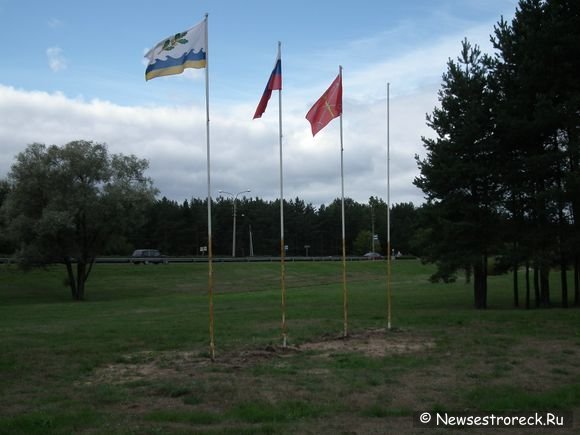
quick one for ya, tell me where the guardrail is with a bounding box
[0,256,415,264]
[106,256,386,263]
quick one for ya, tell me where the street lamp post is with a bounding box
[241,214,254,257]
[249,223,254,257]
[219,189,250,257]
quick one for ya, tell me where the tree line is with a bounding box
[123,195,418,259]
[414,0,580,309]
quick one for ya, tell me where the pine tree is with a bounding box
[415,40,501,309]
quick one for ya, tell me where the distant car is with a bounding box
[131,249,168,265]
[363,252,383,259]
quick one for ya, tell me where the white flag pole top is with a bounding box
[144,18,207,81]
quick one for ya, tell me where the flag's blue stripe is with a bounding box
[266,59,282,90]
[272,59,281,75]
[146,49,206,75]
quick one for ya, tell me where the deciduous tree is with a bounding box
[1,141,157,300]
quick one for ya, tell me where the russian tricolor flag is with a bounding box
[253,46,282,119]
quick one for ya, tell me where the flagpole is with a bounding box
[386,82,392,331]
[277,41,288,348]
[305,69,344,336]
[339,65,348,338]
[204,13,215,360]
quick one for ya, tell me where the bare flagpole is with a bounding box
[386,82,392,331]
[339,65,348,338]
[204,13,216,360]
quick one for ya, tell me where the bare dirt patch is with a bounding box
[86,328,434,386]
[299,328,435,358]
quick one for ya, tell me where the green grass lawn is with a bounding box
[1,260,579,434]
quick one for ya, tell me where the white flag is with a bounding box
[145,19,206,81]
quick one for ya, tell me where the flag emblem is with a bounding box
[160,32,189,52]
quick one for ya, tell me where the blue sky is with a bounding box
[0,0,517,206]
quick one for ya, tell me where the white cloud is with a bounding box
[46,47,67,72]
[48,17,63,28]
[0,84,428,207]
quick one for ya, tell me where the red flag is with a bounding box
[253,48,282,119]
[306,74,342,136]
